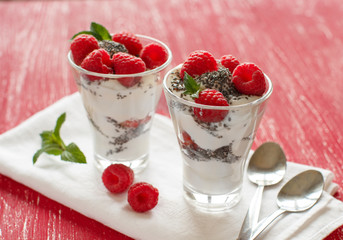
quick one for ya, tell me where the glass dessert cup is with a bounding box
[163,67,273,211]
[68,35,172,173]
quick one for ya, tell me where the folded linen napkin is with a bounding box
[0,93,343,240]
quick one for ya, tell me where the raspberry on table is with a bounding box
[220,55,240,73]
[112,52,146,87]
[194,89,229,122]
[112,31,143,56]
[180,50,218,80]
[70,34,99,65]
[127,182,159,212]
[140,43,168,69]
[232,63,266,96]
[102,164,134,193]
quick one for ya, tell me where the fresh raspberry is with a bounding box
[180,50,218,80]
[140,43,168,69]
[194,89,229,122]
[102,164,134,193]
[70,34,99,65]
[112,52,146,87]
[112,32,143,56]
[127,182,159,212]
[220,55,240,73]
[80,49,113,80]
[232,63,266,96]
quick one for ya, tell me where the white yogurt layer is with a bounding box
[78,73,162,161]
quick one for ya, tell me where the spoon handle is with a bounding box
[237,185,264,240]
[251,208,286,240]
[251,185,264,226]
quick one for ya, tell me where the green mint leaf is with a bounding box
[54,112,66,141]
[33,144,64,164]
[183,72,201,96]
[40,130,55,146]
[61,143,87,164]
[33,113,87,164]
[71,31,102,40]
[90,22,112,40]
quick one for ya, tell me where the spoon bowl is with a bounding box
[251,170,324,240]
[277,169,324,211]
[248,142,287,186]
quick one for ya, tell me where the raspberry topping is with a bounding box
[112,52,146,74]
[112,52,146,87]
[140,43,168,69]
[127,182,159,212]
[180,50,218,79]
[220,55,240,73]
[70,34,99,65]
[102,164,134,193]
[183,73,229,122]
[232,63,266,96]
[112,32,143,56]
[80,49,113,80]
[194,89,229,122]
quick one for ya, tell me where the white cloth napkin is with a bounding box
[1,93,343,240]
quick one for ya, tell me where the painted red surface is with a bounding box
[0,0,343,239]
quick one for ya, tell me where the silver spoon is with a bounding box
[250,169,324,240]
[237,142,287,240]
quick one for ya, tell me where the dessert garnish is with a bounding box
[70,34,99,65]
[170,50,267,117]
[112,52,146,87]
[81,48,113,78]
[33,113,86,164]
[112,31,143,56]
[220,54,240,73]
[183,72,229,122]
[180,50,218,80]
[140,43,168,69]
[232,63,266,96]
[70,22,168,87]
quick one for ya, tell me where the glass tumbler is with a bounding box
[68,35,172,173]
[163,66,272,211]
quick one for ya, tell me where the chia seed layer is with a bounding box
[183,142,241,164]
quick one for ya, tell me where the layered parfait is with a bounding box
[68,23,171,170]
[163,50,272,208]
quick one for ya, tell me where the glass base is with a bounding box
[183,185,241,212]
[94,153,149,174]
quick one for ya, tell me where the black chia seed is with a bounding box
[99,40,128,57]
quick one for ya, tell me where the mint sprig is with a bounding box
[183,72,204,99]
[33,113,87,164]
[71,22,112,41]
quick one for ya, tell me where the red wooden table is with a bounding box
[1,0,343,239]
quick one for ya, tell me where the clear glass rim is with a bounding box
[67,34,173,78]
[163,65,273,110]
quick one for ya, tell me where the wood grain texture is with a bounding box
[0,0,343,239]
